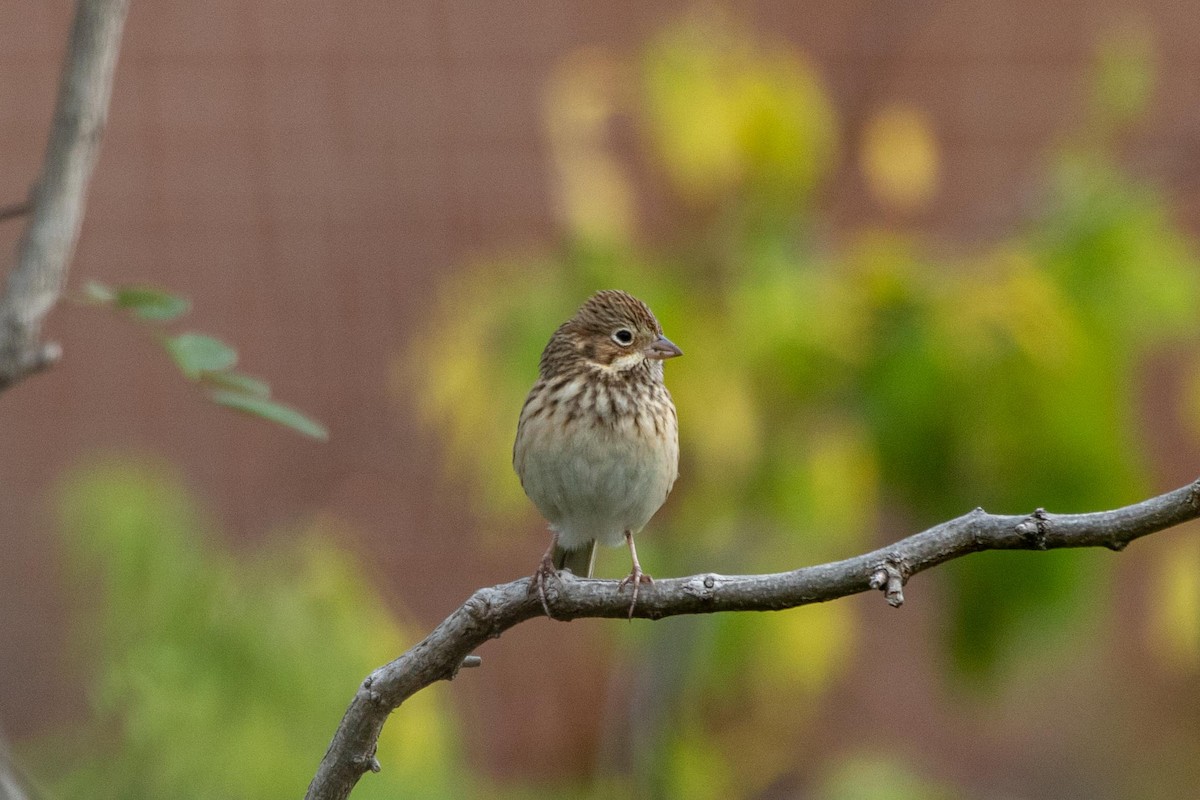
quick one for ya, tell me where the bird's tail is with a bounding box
[553,540,597,578]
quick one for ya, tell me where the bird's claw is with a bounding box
[531,554,559,618]
[617,568,653,619]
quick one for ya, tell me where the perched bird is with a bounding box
[513,290,682,617]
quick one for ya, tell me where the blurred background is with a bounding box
[3,1,1200,798]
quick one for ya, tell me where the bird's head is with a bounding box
[544,290,682,377]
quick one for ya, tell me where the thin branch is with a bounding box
[306,478,1200,800]
[0,0,130,391]
[0,200,32,226]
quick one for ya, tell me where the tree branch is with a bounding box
[0,0,130,391]
[0,725,30,800]
[306,478,1200,800]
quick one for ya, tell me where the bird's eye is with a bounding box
[612,328,634,346]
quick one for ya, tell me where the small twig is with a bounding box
[305,478,1200,800]
[869,560,906,607]
[0,201,32,225]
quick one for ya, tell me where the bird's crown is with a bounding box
[540,290,675,377]
[569,290,662,337]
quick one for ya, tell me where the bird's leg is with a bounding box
[617,530,653,619]
[531,532,560,618]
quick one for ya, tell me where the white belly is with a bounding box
[515,387,678,551]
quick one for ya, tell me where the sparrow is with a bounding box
[513,290,681,618]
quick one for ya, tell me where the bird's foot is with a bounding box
[531,552,559,618]
[617,567,653,619]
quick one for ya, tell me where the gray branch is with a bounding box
[0,725,29,800]
[305,478,1200,799]
[0,3,129,796]
[0,0,130,391]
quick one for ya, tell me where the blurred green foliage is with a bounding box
[816,754,958,800]
[38,460,462,799]
[406,9,1197,672]
[640,14,836,212]
[402,11,1200,795]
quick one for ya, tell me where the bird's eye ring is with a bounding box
[612,328,634,346]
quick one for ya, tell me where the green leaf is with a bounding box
[114,286,191,321]
[201,371,271,398]
[209,391,328,441]
[82,281,115,304]
[163,334,238,379]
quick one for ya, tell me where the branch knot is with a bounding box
[869,558,906,608]
[1016,508,1050,549]
[351,753,381,774]
[1187,479,1200,511]
[683,573,720,600]
[357,679,387,709]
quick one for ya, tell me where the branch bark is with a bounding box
[0,0,130,391]
[306,478,1200,800]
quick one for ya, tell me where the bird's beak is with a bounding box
[644,335,683,360]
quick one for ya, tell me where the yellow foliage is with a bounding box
[1090,17,1156,128]
[1181,358,1200,444]
[716,604,855,793]
[817,754,959,800]
[664,728,735,800]
[640,11,836,205]
[1147,534,1200,671]
[544,48,636,242]
[749,603,853,697]
[804,421,879,553]
[930,250,1083,371]
[376,683,459,790]
[395,270,533,517]
[671,331,762,483]
[860,104,939,212]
